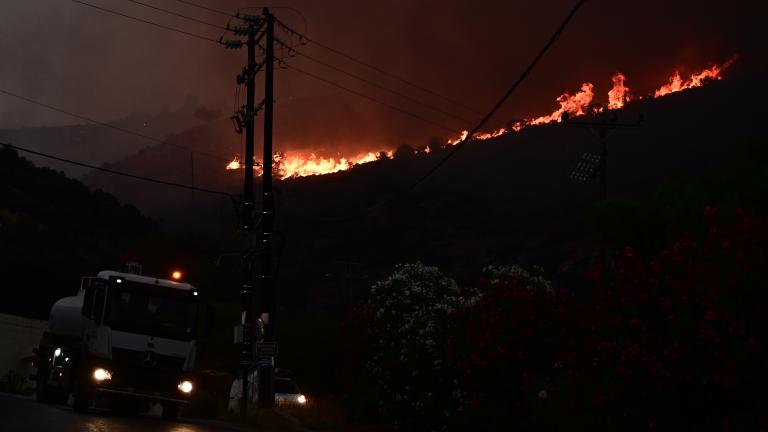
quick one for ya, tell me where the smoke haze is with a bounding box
[0,0,763,156]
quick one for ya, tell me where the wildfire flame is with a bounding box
[447,130,469,146]
[654,56,736,97]
[607,73,631,109]
[274,151,383,179]
[530,83,595,125]
[226,57,736,179]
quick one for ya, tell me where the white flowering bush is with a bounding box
[358,263,555,430]
[366,262,465,430]
[483,264,554,295]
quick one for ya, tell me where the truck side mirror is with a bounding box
[93,284,106,325]
[80,277,107,324]
[81,278,95,318]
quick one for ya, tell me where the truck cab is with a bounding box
[35,270,204,420]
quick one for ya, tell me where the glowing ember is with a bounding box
[607,73,631,109]
[226,157,241,170]
[225,57,736,179]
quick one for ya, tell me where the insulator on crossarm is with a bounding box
[222,40,244,49]
[240,14,262,25]
[232,26,255,36]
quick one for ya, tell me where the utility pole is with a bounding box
[565,111,641,285]
[224,8,275,414]
[257,7,276,409]
[567,118,641,191]
[189,151,195,204]
[598,127,607,202]
[335,260,360,319]
[222,12,266,416]
[239,16,258,417]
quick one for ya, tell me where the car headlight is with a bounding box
[178,380,193,393]
[297,394,307,404]
[93,368,112,381]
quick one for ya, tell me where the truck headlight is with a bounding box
[297,394,307,404]
[178,380,193,393]
[93,368,112,381]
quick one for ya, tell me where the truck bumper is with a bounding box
[94,387,191,404]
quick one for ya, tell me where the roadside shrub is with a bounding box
[0,370,33,396]
[365,263,466,430]
[567,206,768,430]
[353,207,768,431]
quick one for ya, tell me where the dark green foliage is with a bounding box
[0,147,193,319]
[595,140,768,257]
[0,370,33,396]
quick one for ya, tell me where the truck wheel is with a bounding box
[53,388,69,405]
[161,403,179,421]
[36,382,55,403]
[72,390,89,412]
[35,366,56,404]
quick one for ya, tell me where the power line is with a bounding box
[72,0,221,44]
[166,0,309,34]
[317,0,588,223]
[112,0,467,129]
[275,39,476,126]
[73,1,469,135]
[160,0,477,121]
[275,17,485,117]
[120,0,228,30]
[410,0,588,190]
[0,87,232,162]
[285,64,456,133]
[166,0,232,17]
[1,141,235,197]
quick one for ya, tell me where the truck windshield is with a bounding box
[105,282,197,341]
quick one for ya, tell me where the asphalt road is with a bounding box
[0,392,280,432]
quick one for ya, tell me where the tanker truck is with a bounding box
[33,270,204,420]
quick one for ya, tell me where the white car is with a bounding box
[229,373,306,411]
[274,377,307,406]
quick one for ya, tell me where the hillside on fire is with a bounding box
[3,0,768,430]
[4,84,768,429]
[79,67,768,290]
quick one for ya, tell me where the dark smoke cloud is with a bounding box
[0,0,763,155]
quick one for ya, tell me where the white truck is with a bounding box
[33,270,205,420]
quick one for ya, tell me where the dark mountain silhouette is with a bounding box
[0,147,216,319]
[0,99,216,179]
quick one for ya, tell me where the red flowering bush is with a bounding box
[344,207,768,431]
[573,206,768,429]
[442,265,593,430]
[449,208,768,430]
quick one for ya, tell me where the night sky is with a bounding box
[0,0,763,155]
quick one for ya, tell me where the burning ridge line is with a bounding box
[225,56,737,179]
